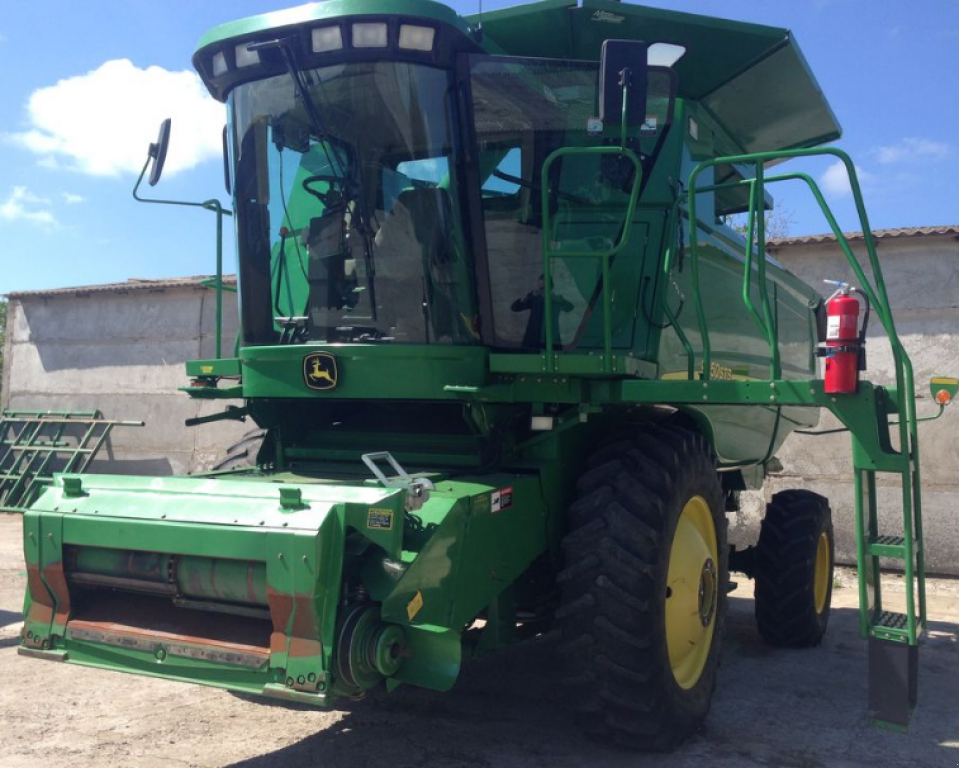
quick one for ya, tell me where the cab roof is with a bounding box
[194,0,841,154]
[472,0,841,153]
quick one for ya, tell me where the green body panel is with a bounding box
[471,0,840,154]
[241,344,489,400]
[22,470,549,700]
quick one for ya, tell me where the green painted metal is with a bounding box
[539,145,643,374]
[18,0,948,736]
[472,0,841,154]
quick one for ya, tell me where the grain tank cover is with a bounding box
[473,0,841,154]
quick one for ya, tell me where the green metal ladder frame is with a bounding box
[682,147,925,728]
[0,410,144,513]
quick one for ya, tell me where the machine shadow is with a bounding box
[222,599,959,768]
[0,609,23,630]
[224,631,600,768]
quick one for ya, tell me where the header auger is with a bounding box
[20,0,957,750]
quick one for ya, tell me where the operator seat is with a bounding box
[373,188,455,342]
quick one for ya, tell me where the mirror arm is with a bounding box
[131,159,233,359]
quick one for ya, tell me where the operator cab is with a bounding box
[229,54,475,346]
[195,4,678,353]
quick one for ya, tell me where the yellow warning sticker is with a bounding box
[406,590,424,621]
[367,507,394,530]
[200,365,214,374]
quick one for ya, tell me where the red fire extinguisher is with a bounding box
[821,280,869,394]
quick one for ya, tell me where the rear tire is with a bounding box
[754,490,834,647]
[212,428,267,471]
[557,427,727,751]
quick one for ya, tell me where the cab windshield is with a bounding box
[231,61,476,345]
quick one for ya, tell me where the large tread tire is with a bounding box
[211,428,267,472]
[754,490,834,648]
[557,426,727,752]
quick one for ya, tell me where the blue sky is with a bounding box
[1,0,956,295]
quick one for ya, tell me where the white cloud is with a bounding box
[819,160,873,199]
[7,59,223,178]
[0,187,58,228]
[876,137,953,165]
[62,192,86,204]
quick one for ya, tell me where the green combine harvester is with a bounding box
[19,0,957,749]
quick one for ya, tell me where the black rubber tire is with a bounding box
[212,428,267,471]
[557,426,727,752]
[754,490,834,648]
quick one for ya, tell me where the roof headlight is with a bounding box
[212,51,229,76]
[352,22,388,48]
[312,25,344,53]
[235,44,260,68]
[398,24,435,51]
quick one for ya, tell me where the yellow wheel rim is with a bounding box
[666,495,719,690]
[813,531,831,615]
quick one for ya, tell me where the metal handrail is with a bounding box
[686,146,923,638]
[539,146,643,373]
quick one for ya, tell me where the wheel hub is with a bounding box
[698,558,717,627]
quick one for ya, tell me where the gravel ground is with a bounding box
[0,514,956,768]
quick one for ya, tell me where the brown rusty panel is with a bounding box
[43,561,72,627]
[266,589,323,663]
[267,588,293,655]
[68,622,269,668]
[290,593,320,639]
[25,564,54,623]
[68,619,270,657]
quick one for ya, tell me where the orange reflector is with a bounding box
[935,388,953,405]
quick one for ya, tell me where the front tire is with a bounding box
[211,428,267,472]
[558,427,727,751]
[754,490,834,647]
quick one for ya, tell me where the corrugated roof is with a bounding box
[6,275,237,300]
[768,225,959,248]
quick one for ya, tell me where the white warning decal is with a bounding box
[491,486,514,514]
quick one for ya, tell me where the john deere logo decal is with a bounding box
[303,352,338,390]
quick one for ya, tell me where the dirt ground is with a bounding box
[0,514,957,768]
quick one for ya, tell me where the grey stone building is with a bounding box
[732,226,959,575]
[1,276,247,476]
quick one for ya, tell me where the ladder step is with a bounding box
[871,611,911,641]
[868,534,907,559]
[875,611,908,630]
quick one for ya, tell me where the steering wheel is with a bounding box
[302,174,348,206]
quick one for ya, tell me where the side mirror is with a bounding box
[599,39,648,126]
[148,118,172,187]
[930,376,959,405]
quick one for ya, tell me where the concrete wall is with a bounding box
[728,232,959,575]
[1,282,249,477]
